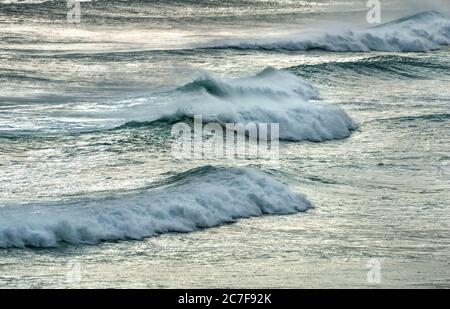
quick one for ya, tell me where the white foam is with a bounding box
[0,166,311,248]
[156,67,357,142]
[202,11,450,52]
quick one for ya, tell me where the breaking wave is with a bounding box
[126,67,357,142]
[0,166,311,248]
[202,11,450,52]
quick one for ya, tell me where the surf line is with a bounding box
[178,293,213,306]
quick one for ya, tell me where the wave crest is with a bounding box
[0,166,311,248]
[138,68,357,142]
[177,67,320,100]
[202,11,450,52]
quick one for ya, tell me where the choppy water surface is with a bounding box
[0,0,449,288]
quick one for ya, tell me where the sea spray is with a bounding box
[126,67,357,142]
[201,11,450,52]
[0,166,311,248]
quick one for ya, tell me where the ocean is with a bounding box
[0,0,449,288]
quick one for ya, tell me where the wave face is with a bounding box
[0,166,311,248]
[203,11,450,52]
[289,55,450,80]
[145,67,357,142]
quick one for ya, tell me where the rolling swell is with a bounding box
[0,166,311,248]
[377,113,450,123]
[289,55,450,80]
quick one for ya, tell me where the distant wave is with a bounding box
[0,166,311,248]
[376,113,450,123]
[123,67,357,142]
[202,11,450,52]
[289,55,450,79]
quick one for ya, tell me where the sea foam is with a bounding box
[0,166,311,248]
[144,67,357,142]
[202,11,450,52]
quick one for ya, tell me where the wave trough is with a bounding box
[289,54,450,80]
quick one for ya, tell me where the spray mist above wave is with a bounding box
[136,67,357,142]
[0,166,311,248]
[201,11,450,52]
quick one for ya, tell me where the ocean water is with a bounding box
[0,0,449,288]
